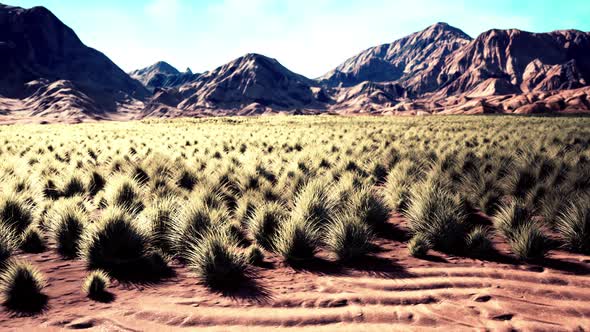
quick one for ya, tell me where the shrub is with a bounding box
[0,260,47,312]
[465,226,493,256]
[555,198,590,253]
[404,180,467,253]
[80,207,153,273]
[82,270,111,300]
[324,212,373,262]
[0,194,34,234]
[186,230,247,289]
[20,226,45,254]
[509,222,548,260]
[49,202,87,259]
[408,234,432,257]
[247,202,288,250]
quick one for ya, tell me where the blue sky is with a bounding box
[9,0,590,78]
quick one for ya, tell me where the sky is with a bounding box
[8,0,590,78]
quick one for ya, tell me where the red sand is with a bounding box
[1,216,589,331]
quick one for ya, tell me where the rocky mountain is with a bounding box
[318,23,473,92]
[130,61,199,91]
[0,3,589,123]
[0,4,148,122]
[175,53,329,112]
[432,29,590,97]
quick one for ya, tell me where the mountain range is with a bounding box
[0,4,589,123]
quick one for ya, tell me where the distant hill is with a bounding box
[129,61,200,92]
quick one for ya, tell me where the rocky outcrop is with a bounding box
[434,29,590,96]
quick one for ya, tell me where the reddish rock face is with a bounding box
[435,29,590,97]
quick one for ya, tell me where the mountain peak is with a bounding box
[130,61,199,91]
[420,22,472,40]
[318,22,472,87]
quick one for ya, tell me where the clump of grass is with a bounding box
[275,216,318,263]
[324,212,373,262]
[408,234,432,257]
[168,200,229,256]
[43,178,61,200]
[192,184,229,211]
[233,191,261,227]
[465,226,493,256]
[383,160,424,212]
[103,176,144,212]
[404,179,467,253]
[82,270,111,301]
[88,170,106,196]
[139,196,179,254]
[245,245,264,266]
[0,260,47,313]
[49,202,87,259]
[61,173,86,198]
[20,226,46,254]
[494,201,548,259]
[555,197,590,253]
[348,186,390,231]
[186,230,247,289]
[80,206,153,273]
[290,179,335,229]
[0,194,34,234]
[506,167,537,199]
[176,168,199,191]
[509,222,548,260]
[0,224,17,265]
[493,201,532,240]
[247,202,288,250]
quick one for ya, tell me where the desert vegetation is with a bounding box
[0,115,589,321]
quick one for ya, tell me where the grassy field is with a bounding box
[0,115,589,313]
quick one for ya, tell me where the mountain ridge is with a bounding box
[0,3,589,123]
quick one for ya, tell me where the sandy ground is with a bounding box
[1,216,589,331]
